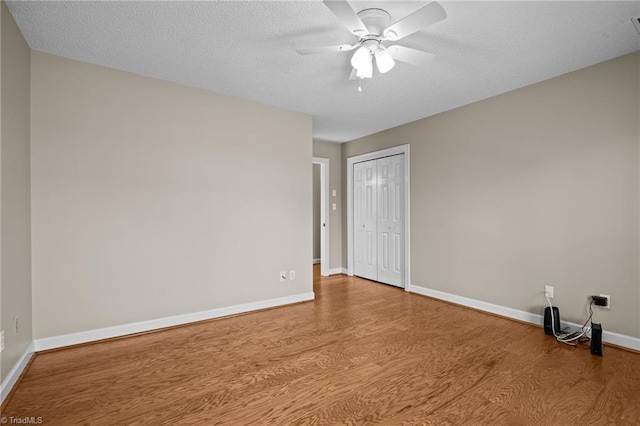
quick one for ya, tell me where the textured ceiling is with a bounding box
[7,1,640,142]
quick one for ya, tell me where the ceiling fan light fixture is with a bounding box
[356,55,373,79]
[350,46,371,71]
[375,49,395,74]
[299,1,448,82]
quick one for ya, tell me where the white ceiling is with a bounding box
[7,1,640,142]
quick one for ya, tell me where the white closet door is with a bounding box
[353,154,405,287]
[354,160,378,281]
[377,155,404,287]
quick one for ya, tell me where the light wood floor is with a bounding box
[4,266,640,425]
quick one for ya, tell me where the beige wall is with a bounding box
[31,52,312,339]
[313,140,342,271]
[343,53,640,338]
[1,1,32,382]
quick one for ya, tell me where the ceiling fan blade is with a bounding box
[383,2,446,41]
[387,45,435,68]
[295,44,356,55]
[322,0,369,37]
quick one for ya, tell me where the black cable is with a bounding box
[560,299,595,345]
[547,298,595,346]
[580,300,594,336]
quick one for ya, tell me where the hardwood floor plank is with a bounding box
[3,265,640,425]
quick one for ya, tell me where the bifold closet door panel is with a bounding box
[377,155,404,287]
[354,160,378,281]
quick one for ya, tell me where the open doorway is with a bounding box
[312,157,330,276]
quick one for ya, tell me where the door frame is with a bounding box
[313,157,330,277]
[347,145,410,290]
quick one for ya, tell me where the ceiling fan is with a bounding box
[296,0,447,82]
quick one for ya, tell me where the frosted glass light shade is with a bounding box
[375,49,396,74]
[356,56,373,79]
[351,46,371,71]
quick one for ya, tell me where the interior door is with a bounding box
[353,160,378,281]
[353,154,404,287]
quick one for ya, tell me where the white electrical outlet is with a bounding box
[544,285,554,299]
[1,330,4,353]
[14,316,19,334]
[280,271,287,282]
[289,270,296,280]
[599,294,611,309]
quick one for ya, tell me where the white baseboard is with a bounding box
[1,341,36,405]
[409,284,640,352]
[312,258,321,264]
[328,268,348,275]
[599,329,640,351]
[34,292,315,352]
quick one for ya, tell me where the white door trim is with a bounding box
[313,157,330,277]
[347,145,410,290]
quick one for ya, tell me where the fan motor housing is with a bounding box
[357,8,391,38]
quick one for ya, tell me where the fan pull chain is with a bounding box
[358,79,362,92]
